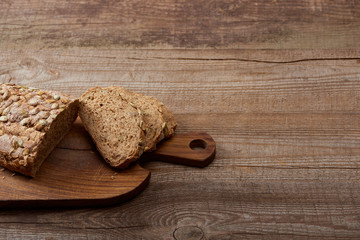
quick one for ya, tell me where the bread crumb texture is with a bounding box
[79,86,176,169]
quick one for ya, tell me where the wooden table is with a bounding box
[1,1,360,239]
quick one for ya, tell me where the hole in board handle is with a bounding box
[189,139,207,151]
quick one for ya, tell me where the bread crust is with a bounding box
[0,83,79,177]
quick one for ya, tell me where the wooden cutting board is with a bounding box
[0,119,215,208]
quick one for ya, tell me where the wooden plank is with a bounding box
[0,49,359,238]
[0,0,359,49]
[0,49,359,113]
[1,0,360,238]
[0,167,359,239]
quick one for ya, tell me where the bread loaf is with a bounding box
[79,87,145,169]
[0,83,79,177]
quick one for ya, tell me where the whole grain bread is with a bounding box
[79,87,146,169]
[113,87,177,151]
[0,83,79,177]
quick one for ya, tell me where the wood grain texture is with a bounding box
[0,0,359,49]
[1,0,360,239]
[0,48,359,239]
[144,132,216,167]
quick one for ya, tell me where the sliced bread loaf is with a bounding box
[79,87,145,169]
[0,83,79,177]
[114,87,177,152]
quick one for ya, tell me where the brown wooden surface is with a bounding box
[144,131,216,167]
[0,0,360,239]
[0,119,214,208]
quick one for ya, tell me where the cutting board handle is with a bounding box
[143,132,216,167]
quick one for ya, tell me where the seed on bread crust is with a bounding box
[22,148,30,155]
[46,99,56,103]
[18,139,23,148]
[13,102,21,107]
[2,91,10,100]
[20,118,30,126]
[11,139,19,149]
[35,119,48,131]
[3,107,10,115]
[38,111,50,119]
[29,98,38,106]
[162,122,169,136]
[0,116,8,122]
[39,119,48,126]
[29,108,39,115]
[11,96,20,102]
[4,99,13,107]
[20,109,28,117]
[51,103,59,109]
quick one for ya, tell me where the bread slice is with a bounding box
[156,100,177,138]
[79,87,145,169]
[114,87,177,151]
[0,83,79,177]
